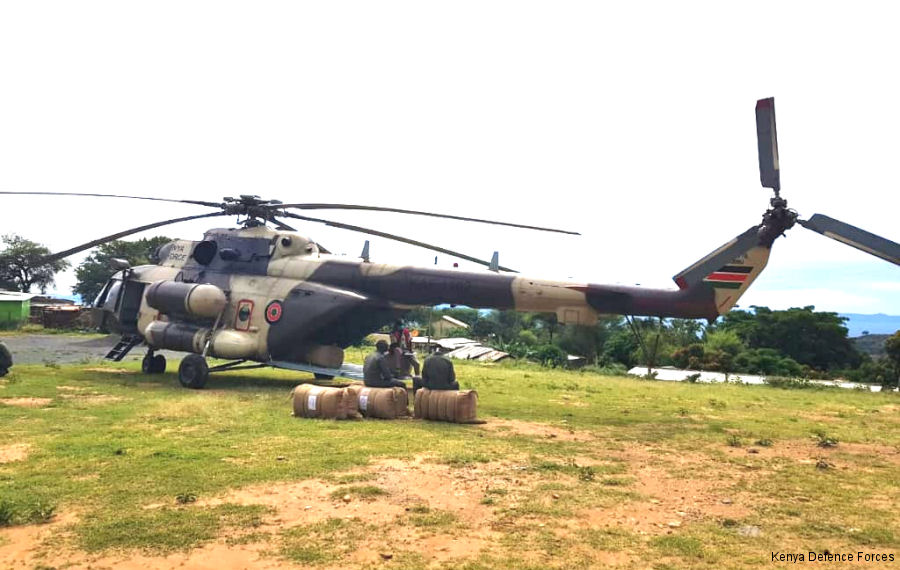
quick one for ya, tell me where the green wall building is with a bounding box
[0,291,34,327]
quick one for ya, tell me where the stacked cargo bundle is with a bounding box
[413,388,478,423]
[346,385,409,419]
[291,384,360,420]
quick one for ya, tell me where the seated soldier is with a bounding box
[364,340,406,389]
[0,341,11,377]
[414,351,460,392]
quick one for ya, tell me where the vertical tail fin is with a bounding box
[674,230,772,316]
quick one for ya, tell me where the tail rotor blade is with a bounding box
[756,97,781,193]
[800,214,900,266]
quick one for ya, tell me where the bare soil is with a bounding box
[0,398,52,408]
[479,417,594,442]
[0,444,30,464]
[0,424,771,569]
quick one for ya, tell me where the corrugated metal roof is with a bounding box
[0,291,37,301]
[446,344,510,362]
[440,315,469,328]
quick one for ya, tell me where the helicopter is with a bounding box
[2,98,897,388]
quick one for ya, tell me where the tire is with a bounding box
[178,354,209,389]
[141,355,154,374]
[151,354,167,374]
[313,373,334,380]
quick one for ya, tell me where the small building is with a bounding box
[29,295,83,328]
[428,315,470,339]
[0,291,36,328]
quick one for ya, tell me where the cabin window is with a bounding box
[235,300,253,331]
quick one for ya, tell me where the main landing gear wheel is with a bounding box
[178,354,209,389]
[142,354,167,374]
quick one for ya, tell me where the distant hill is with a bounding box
[852,334,890,360]
[840,313,900,338]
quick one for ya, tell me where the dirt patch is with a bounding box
[82,368,130,374]
[59,393,126,405]
[0,510,78,569]
[195,455,500,565]
[0,447,775,568]
[480,418,594,442]
[549,396,591,408]
[569,444,753,536]
[0,397,52,408]
[724,439,900,467]
[0,443,30,464]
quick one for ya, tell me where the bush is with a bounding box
[582,362,628,376]
[763,376,821,390]
[517,330,538,346]
[735,348,805,377]
[534,344,567,368]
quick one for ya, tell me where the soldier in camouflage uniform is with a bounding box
[414,351,459,392]
[0,341,12,377]
[363,340,406,388]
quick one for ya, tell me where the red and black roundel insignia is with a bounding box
[265,300,283,324]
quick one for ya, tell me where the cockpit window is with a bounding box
[101,279,122,311]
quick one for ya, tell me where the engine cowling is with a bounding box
[145,281,226,318]
[144,321,258,359]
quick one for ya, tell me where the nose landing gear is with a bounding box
[141,351,167,374]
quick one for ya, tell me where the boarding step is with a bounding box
[105,335,143,361]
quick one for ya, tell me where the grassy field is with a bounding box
[1,348,899,569]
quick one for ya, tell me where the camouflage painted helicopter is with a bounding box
[2,98,897,388]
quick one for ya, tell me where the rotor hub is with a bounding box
[757,196,797,246]
[221,195,286,226]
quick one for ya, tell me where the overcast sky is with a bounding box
[1,2,897,314]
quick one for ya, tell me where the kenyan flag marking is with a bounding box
[704,265,752,289]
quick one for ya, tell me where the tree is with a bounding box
[73,237,171,304]
[0,234,70,293]
[885,332,900,388]
[720,306,861,371]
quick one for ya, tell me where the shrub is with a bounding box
[763,376,820,390]
[534,345,567,368]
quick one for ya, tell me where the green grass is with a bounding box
[328,484,386,500]
[407,508,457,528]
[1,350,899,568]
[280,517,370,565]
[79,503,269,552]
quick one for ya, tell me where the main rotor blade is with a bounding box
[42,212,229,262]
[673,225,762,289]
[0,191,221,208]
[800,214,900,266]
[279,211,518,272]
[273,203,580,235]
[756,97,781,193]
